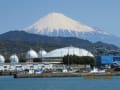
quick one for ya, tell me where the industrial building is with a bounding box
[96,55,120,66]
[43,46,94,58]
[41,46,94,63]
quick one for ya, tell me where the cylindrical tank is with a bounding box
[9,54,19,63]
[26,49,38,59]
[0,55,5,64]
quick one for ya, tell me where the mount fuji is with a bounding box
[24,12,120,47]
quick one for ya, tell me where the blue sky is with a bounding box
[0,0,120,36]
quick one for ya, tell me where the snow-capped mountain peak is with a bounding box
[23,12,120,47]
[25,12,94,33]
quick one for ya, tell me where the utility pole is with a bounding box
[40,47,43,62]
[68,47,70,71]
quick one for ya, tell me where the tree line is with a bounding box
[63,55,95,65]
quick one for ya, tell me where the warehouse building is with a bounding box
[96,55,120,66]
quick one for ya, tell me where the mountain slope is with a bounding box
[23,12,120,47]
[0,31,119,57]
[0,31,92,47]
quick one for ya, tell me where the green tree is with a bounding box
[63,55,95,65]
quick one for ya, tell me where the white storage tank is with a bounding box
[38,49,47,58]
[9,54,19,64]
[26,49,38,59]
[0,55,5,64]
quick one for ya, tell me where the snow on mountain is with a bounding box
[23,12,120,47]
[25,12,94,33]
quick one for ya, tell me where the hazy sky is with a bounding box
[0,0,120,36]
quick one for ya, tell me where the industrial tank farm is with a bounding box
[0,46,94,76]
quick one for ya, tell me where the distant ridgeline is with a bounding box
[0,31,119,60]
